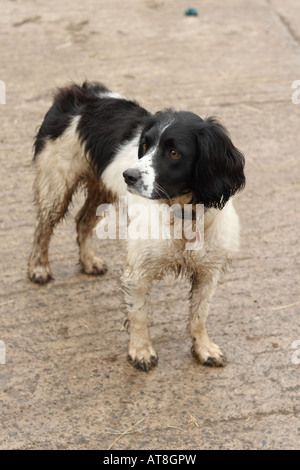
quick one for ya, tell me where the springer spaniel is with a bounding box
[28,81,245,370]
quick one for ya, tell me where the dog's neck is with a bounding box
[162,193,209,221]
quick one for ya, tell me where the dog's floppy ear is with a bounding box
[192,118,245,209]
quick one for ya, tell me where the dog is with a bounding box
[28,81,245,370]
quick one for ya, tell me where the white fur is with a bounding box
[129,147,156,198]
[101,131,141,196]
[126,121,174,199]
[122,198,240,369]
[98,91,125,100]
[34,115,86,208]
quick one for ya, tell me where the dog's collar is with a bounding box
[173,205,208,220]
[173,207,196,220]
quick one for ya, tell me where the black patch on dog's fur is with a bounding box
[34,81,150,177]
[34,82,109,157]
[77,95,150,177]
[192,118,245,209]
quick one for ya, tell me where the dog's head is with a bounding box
[123,110,245,209]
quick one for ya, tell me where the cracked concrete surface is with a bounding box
[0,0,300,450]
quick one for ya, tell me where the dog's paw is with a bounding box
[28,265,53,284]
[128,344,158,371]
[192,338,225,367]
[81,257,108,276]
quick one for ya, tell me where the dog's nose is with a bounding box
[123,169,141,186]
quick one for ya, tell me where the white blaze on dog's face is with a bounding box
[123,116,174,199]
[126,146,157,198]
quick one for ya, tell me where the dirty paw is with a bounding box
[81,258,108,275]
[128,345,158,371]
[28,265,53,285]
[192,341,225,367]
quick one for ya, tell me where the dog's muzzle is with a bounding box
[123,169,141,186]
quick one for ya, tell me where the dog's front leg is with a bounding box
[122,269,158,371]
[189,271,225,367]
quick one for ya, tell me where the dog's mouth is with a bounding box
[125,182,155,200]
[125,184,143,196]
[123,169,191,202]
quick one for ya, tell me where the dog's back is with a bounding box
[34,81,149,175]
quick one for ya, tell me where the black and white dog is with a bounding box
[28,81,245,370]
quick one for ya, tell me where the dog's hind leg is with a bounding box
[28,173,79,284]
[75,181,108,275]
[28,141,82,284]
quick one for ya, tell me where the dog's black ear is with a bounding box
[192,118,245,209]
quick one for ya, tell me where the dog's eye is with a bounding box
[170,149,180,158]
[142,143,147,152]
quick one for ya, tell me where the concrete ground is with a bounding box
[0,0,300,450]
